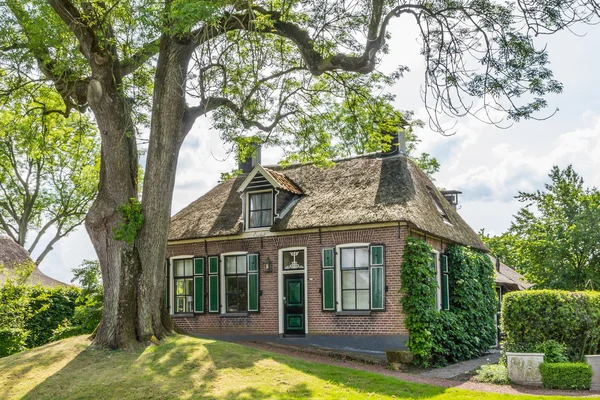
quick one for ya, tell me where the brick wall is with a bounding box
[167,225,446,336]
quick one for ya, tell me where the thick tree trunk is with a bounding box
[85,36,195,348]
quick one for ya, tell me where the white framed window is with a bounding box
[341,247,370,310]
[218,252,260,314]
[173,258,194,314]
[247,190,273,228]
[224,255,248,312]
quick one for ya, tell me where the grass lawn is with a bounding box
[0,334,591,399]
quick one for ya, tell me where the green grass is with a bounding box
[0,334,592,399]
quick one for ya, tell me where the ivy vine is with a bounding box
[112,198,144,245]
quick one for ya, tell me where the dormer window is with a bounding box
[249,191,273,228]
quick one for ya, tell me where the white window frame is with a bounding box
[431,249,442,311]
[169,255,194,316]
[245,189,276,231]
[335,243,371,312]
[220,251,249,314]
[278,247,308,334]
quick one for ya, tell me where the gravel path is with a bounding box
[242,341,600,398]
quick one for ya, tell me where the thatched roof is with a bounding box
[0,236,68,287]
[490,256,531,291]
[169,154,487,251]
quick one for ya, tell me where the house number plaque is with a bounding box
[283,250,305,271]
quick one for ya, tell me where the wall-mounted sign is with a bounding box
[283,250,305,271]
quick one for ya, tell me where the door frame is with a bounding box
[278,247,308,335]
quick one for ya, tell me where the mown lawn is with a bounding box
[0,334,590,399]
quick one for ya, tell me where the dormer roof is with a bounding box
[237,164,303,195]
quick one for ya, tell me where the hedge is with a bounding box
[400,238,497,367]
[539,362,592,390]
[501,290,600,360]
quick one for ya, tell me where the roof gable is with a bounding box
[237,164,303,195]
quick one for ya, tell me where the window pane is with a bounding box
[225,257,236,274]
[261,193,272,208]
[175,260,184,277]
[356,290,369,309]
[175,279,184,295]
[341,248,354,269]
[227,294,239,312]
[261,211,272,227]
[342,270,355,289]
[238,276,247,293]
[186,295,194,313]
[237,256,247,273]
[355,248,369,268]
[250,211,261,228]
[226,276,238,293]
[184,259,193,276]
[356,270,369,289]
[343,291,356,310]
[250,194,262,210]
[176,297,184,313]
[185,278,194,295]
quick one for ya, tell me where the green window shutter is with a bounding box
[371,245,384,265]
[208,256,219,274]
[322,248,335,311]
[194,276,205,313]
[371,267,384,310]
[441,254,448,273]
[248,254,259,272]
[369,245,385,310]
[322,269,335,311]
[248,273,259,312]
[208,256,219,313]
[194,258,205,275]
[164,259,169,309]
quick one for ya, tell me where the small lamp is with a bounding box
[263,257,273,273]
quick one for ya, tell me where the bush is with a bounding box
[400,238,497,367]
[539,362,592,390]
[475,364,509,384]
[535,340,568,363]
[0,328,28,357]
[502,290,600,360]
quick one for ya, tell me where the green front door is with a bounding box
[284,274,305,335]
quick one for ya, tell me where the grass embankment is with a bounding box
[0,334,587,399]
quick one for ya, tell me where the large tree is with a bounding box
[484,166,600,290]
[1,0,597,348]
[0,80,99,264]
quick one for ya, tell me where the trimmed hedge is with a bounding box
[539,362,592,390]
[501,290,600,360]
[400,238,497,367]
[0,328,28,357]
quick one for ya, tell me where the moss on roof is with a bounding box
[169,154,487,251]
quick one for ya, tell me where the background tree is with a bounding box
[482,166,600,290]
[1,0,598,348]
[0,81,99,264]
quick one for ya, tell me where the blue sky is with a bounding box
[36,24,600,284]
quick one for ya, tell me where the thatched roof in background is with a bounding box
[169,154,487,251]
[490,255,531,291]
[0,236,67,287]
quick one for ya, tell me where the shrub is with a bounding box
[475,364,509,384]
[539,362,592,390]
[0,328,28,357]
[535,340,568,363]
[502,290,600,360]
[400,238,497,367]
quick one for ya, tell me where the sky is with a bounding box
[35,20,600,284]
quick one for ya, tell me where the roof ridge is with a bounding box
[263,151,386,170]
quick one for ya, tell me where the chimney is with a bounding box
[496,257,501,272]
[239,145,261,173]
[381,131,406,157]
[440,190,462,210]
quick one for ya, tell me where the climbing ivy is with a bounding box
[401,237,497,367]
[112,198,144,245]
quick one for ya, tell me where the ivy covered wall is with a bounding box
[400,237,497,367]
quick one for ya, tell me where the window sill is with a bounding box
[335,311,372,316]
[220,312,249,318]
[171,313,194,318]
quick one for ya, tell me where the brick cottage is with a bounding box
[165,146,487,341]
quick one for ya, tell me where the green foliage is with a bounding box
[475,364,510,384]
[400,238,497,367]
[0,328,28,357]
[0,80,99,263]
[539,362,592,390]
[483,166,600,290]
[535,340,568,363]
[501,290,600,361]
[113,198,144,245]
[0,280,79,356]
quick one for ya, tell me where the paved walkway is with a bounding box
[419,352,502,379]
